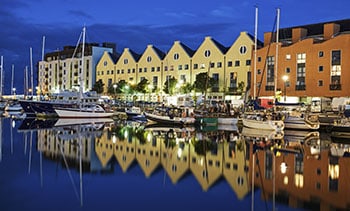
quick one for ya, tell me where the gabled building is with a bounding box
[192,36,228,100]
[137,44,166,91]
[115,48,141,86]
[163,41,195,86]
[96,51,118,94]
[225,31,257,96]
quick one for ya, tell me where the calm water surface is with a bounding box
[0,117,347,211]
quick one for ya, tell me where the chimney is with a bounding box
[292,28,307,43]
[324,23,340,40]
[264,32,274,46]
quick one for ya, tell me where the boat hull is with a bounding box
[55,108,114,118]
[144,112,195,125]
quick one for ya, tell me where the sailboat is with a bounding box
[53,27,113,118]
[241,8,284,132]
[4,64,23,115]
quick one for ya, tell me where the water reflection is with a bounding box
[8,118,350,210]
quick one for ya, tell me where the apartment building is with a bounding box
[251,19,350,102]
[38,42,115,95]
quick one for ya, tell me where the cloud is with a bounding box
[68,9,94,20]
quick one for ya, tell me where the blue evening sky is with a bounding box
[0,0,347,94]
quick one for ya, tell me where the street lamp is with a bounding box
[113,84,117,104]
[282,75,289,102]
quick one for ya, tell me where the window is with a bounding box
[144,67,147,72]
[318,80,323,86]
[147,56,152,62]
[319,51,324,57]
[123,59,128,64]
[164,66,168,71]
[235,60,240,67]
[180,75,186,83]
[173,53,179,60]
[246,60,251,66]
[286,67,290,73]
[151,67,155,72]
[184,64,189,70]
[318,66,323,72]
[204,50,211,57]
[257,69,261,74]
[297,53,306,63]
[239,45,247,54]
[103,61,108,66]
[217,62,222,68]
[193,64,198,69]
[332,50,341,65]
[286,54,291,60]
[210,62,214,68]
[258,57,262,62]
[228,61,232,67]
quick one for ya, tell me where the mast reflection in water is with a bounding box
[0,117,349,210]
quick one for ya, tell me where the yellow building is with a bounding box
[115,48,140,86]
[163,40,195,86]
[95,51,117,94]
[95,32,255,101]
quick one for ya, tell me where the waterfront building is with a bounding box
[163,40,195,89]
[38,42,115,95]
[95,51,118,92]
[251,19,350,103]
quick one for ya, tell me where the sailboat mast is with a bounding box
[274,8,280,100]
[0,56,3,99]
[11,65,14,96]
[40,36,46,96]
[30,47,34,98]
[253,6,258,100]
[80,26,86,99]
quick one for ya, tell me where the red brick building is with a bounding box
[251,19,350,102]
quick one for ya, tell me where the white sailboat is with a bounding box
[54,26,113,118]
[242,8,284,132]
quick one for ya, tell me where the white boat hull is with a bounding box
[55,107,114,118]
[242,118,284,131]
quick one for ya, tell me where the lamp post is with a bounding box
[113,84,117,104]
[282,75,288,102]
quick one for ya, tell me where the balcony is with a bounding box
[330,84,341,90]
[295,85,306,91]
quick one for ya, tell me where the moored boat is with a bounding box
[144,106,195,125]
[55,104,114,118]
[241,111,284,131]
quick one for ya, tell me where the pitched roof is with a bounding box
[179,42,195,57]
[211,38,229,54]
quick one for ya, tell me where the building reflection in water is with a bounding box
[20,119,350,210]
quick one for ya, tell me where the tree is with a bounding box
[193,72,215,94]
[163,76,177,95]
[92,79,104,94]
[135,78,149,94]
[180,82,193,94]
[237,81,245,94]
